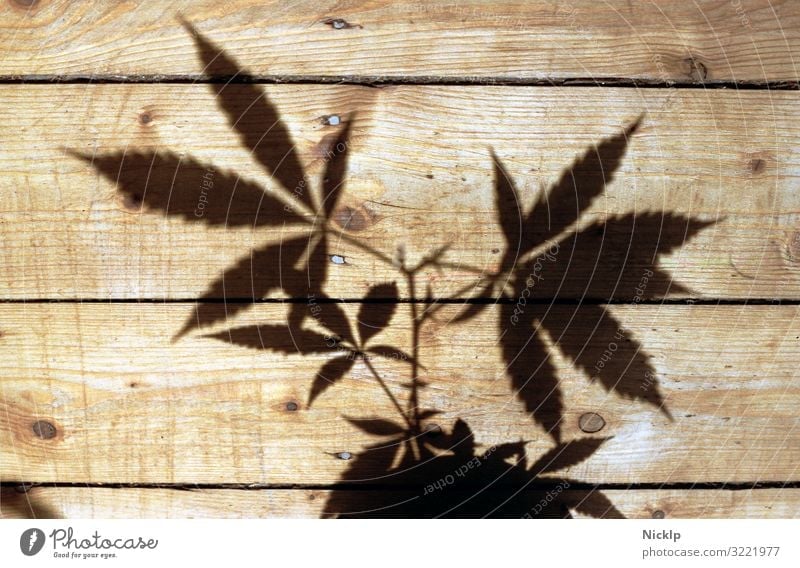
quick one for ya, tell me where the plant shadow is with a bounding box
[72,22,716,518]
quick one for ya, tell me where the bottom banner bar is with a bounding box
[1,520,798,567]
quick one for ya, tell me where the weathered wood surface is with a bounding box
[2,486,798,519]
[1,85,798,300]
[1,1,798,83]
[1,303,798,485]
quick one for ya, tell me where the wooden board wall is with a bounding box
[1,0,799,518]
[3,487,799,519]
[1,0,799,83]
[0,86,798,300]
[1,304,799,485]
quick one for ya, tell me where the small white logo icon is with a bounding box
[20,528,46,556]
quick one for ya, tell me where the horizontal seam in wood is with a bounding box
[0,76,797,90]
[5,481,800,491]
[0,298,794,305]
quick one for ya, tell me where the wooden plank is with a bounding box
[1,1,798,83]
[2,486,798,518]
[1,303,798,485]
[1,85,798,300]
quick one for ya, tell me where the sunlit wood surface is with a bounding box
[1,0,799,518]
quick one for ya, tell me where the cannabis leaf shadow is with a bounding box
[322,120,715,517]
[70,20,356,342]
[70,22,716,519]
[454,120,715,441]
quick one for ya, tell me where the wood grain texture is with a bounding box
[2,1,799,520]
[0,1,798,83]
[0,85,798,300]
[2,486,798,518]
[1,303,798,485]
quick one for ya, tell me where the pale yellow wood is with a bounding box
[0,1,797,82]
[598,489,800,519]
[0,85,798,299]
[2,486,798,518]
[1,303,798,484]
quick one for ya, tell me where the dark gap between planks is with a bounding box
[0,75,797,90]
[4,481,800,491]
[0,298,794,305]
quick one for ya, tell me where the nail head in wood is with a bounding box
[578,412,606,433]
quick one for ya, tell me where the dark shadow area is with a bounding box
[0,486,61,519]
[322,419,622,518]
[68,150,307,228]
[72,22,716,518]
